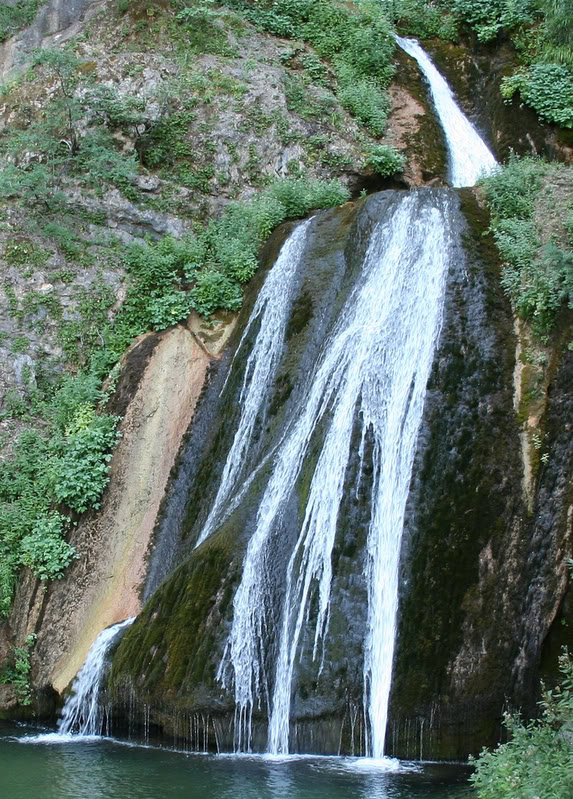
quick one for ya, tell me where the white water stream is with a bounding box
[57,618,135,736]
[195,221,311,548]
[395,36,498,187]
[194,39,498,758]
[215,192,452,755]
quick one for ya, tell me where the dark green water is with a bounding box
[0,725,474,799]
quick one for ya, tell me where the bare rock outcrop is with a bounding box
[0,0,104,81]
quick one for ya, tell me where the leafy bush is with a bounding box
[482,153,544,219]
[82,85,146,131]
[47,373,104,431]
[393,0,459,41]
[452,0,536,41]
[267,176,350,217]
[337,75,389,137]
[481,155,573,335]
[501,63,573,127]
[148,290,194,329]
[365,145,406,176]
[49,415,119,513]
[0,376,119,613]
[0,634,37,705]
[470,651,573,799]
[189,270,243,316]
[19,515,75,580]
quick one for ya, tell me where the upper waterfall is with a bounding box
[212,191,452,755]
[395,36,498,187]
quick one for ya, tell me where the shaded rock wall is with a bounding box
[388,191,573,759]
[102,188,570,759]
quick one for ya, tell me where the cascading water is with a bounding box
[157,40,501,759]
[211,192,452,755]
[58,618,134,736]
[395,36,498,187]
[195,221,311,548]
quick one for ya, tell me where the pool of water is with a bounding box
[0,725,475,798]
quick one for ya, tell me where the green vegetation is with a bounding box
[470,650,573,799]
[0,0,415,633]
[365,144,406,176]
[481,155,573,337]
[0,1,43,42]
[106,176,350,354]
[224,0,395,136]
[0,50,139,208]
[0,0,363,615]
[0,173,349,615]
[501,62,573,128]
[0,634,37,705]
[0,374,120,614]
[393,0,573,127]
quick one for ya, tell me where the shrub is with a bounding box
[481,153,544,219]
[393,0,459,41]
[470,651,573,799]
[452,0,536,41]
[19,515,75,580]
[0,374,120,612]
[0,634,37,705]
[49,416,119,513]
[267,176,350,217]
[501,63,573,128]
[189,270,243,316]
[337,76,389,137]
[148,290,194,329]
[365,144,406,176]
[481,155,573,336]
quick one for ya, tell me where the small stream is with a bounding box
[1,724,473,799]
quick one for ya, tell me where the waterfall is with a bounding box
[180,35,497,760]
[194,220,311,548]
[214,192,453,755]
[395,36,498,187]
[58,618,135,736]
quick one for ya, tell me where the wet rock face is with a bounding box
[105,189,572,759]
[387,47,448,187]
[388,188,524,758]
[389,190,573,760]
[107,199,376,754]
[105,189,526,758]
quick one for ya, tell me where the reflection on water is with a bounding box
[1,725,474,799]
